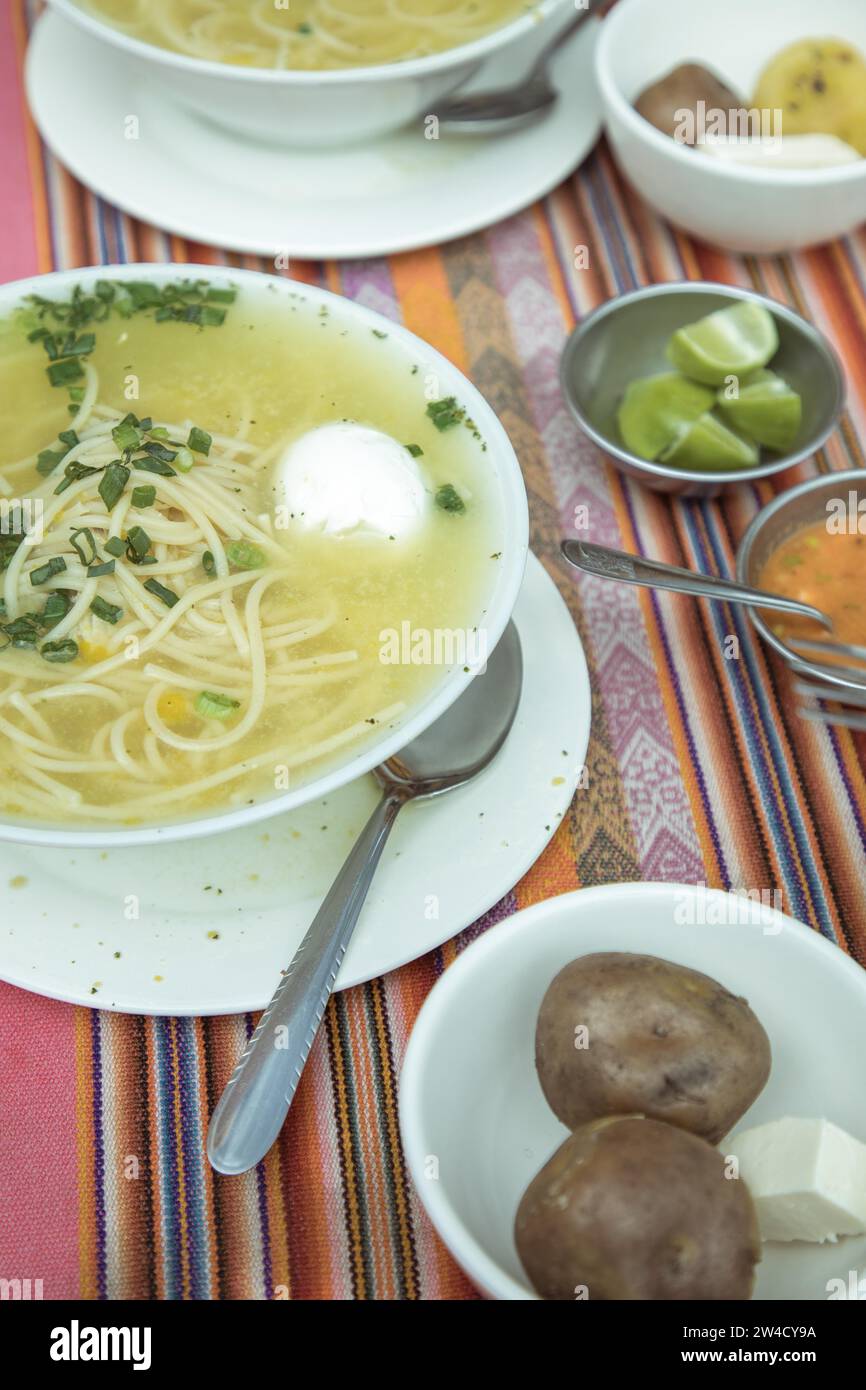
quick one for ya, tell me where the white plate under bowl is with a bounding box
[25,9,602,260]
[400,882,866,1301]
[0,553,590,1015]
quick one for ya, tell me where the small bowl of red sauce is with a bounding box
[737,469,866,679]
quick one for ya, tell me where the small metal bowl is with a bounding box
[737,469,866,681]
[560,281,845,497]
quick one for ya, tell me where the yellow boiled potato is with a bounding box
[752,37,866,156]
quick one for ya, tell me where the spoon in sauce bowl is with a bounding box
[561,539,835,630]
[207,623,523,1176]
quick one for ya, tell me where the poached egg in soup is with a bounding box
[0,277,505,828]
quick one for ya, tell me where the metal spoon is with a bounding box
[207,623,523,1176]
[561,539,834,629]
[436,2,601,134]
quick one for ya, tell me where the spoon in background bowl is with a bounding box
[436,1,602,134]
[208,623,523,1177]
[561,538,834,629]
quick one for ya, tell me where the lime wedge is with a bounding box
[666,301,779,386]
[617,372,715,460]
[716,369,802,452]
[660,412,760,471]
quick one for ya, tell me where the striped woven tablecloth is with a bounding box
[2,0,866,1301]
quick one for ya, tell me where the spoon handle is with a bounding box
[561,538,833,629]
[529,0,603,79]
[207,789,405,1176]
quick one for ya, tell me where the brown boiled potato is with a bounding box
[535,952,771,1143]
[515,1116,761,1300]
[635,63,742,142]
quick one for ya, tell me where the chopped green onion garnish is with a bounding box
[87,560,115,578]
[42,593,70,630]
[112,415,141,453]
[54,462,101,496]
[30,556,67,586]
[0,537,22,573]
[134,456,176,478]
[405,443,423,457]
[131,485,156,509]
[143,578,179,608]
[225,540,266,570]
[40,638,79,663]
[434,483,466,514]
[173,446,194,473]
[104,536,125,558]
[98,460,130,511]
[202,551,216,576]
[47,358,84,388]
[125,526,151,563]
[60,332,95,358]
[426,397,465,432]
[3,616,41,648]
[195,690,240,719]
[141,440,177,465]
[69,527,98,567]
[187,426,212,456]
[36,449,65,476]
[90,596,122,624]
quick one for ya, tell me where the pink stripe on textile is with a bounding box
[0,984,79,1298]
[0,2,43,282]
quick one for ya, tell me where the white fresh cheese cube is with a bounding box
[696,134,862,170]
[728,1118,866,1244]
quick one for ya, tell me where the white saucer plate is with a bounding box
[25,10,601,260]
[400,882,866,1302]
[0,554,590,1016]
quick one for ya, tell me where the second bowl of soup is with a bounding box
[49,0,568,146]
[0,264,527,846]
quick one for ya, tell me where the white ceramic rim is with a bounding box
[0,263,528,848]
[399,881,866,1300]
[47,0,567,84]
[596,0,866,188]
[560,280,846,488]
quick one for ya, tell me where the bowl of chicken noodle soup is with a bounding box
[48,0,568,146]
[0,264,527,846]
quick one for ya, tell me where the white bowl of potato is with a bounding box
[595,0,866,253]
[400,882,866,1300]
